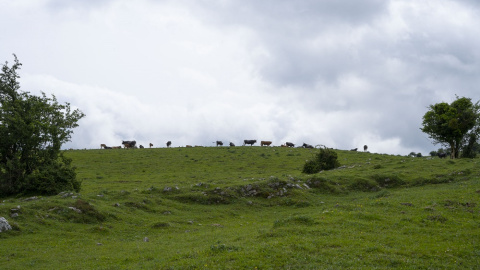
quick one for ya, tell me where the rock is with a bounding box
[114,203,120,207]
[144,237,149,242]
[10,213,19,218]
[60,192,74,198]
[23,196,38,201]
[68,207,82,213]
[0,217,12,232]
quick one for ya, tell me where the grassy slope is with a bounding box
[1,146,479,269]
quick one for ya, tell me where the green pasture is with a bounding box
[1,146,479,269]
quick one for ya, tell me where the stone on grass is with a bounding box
[0,217,12,232]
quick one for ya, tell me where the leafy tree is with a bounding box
[0,55,85,197]
[461,133,479,158]
[421,96,480,159]
[302,147,340,174]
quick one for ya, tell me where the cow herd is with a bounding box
[100,139,328,149]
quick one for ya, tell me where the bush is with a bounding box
[302,147,340,174]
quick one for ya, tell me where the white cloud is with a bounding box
[2,0,480,155]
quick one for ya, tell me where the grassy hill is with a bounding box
[1,146,479,269]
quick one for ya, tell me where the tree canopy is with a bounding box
[0,55,85,196]
[421,96,480,159]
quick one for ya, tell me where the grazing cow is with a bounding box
[100,144,107,149]
[216,141,223,146]
[281,144,287,147]
[139,145,144,149]
[104,146,112,149]
[229,142,235,147]
[286,142,295,147]
[261,141,272,146]
[437,152,447,159]
[112,146,122,149]
[166,141,172,148]
[243,139,257,146]
[351,148,358,151]
[122,140,136,148]
[302,143,314,149]
[186,145,192,148]
[149,143,153,148]
[364,145,368,152]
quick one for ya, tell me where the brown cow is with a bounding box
[149,143,153,148]
[261,141,272,146]
[100,144,107,149]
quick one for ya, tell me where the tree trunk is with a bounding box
[450,143,456,159]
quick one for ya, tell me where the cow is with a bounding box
[186,145,192,148]
[216,141,223,146]
[100,144,107,149]
[243,139,257,146]
[351,148,358,151]
[302,143,314,149]
[149,143,153,148]
[139,145,144,149]
[104,146,112,149]
[229,142,235,147]
[122,140,136,148]
[112,146,122,149]
[286,142,295,147]
[437,152,447,159]
[166,141,172,148]
[364,145,368,152]
[261,141,272,146]
[281,144,287,147]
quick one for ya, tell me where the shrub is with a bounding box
[302,147,340,174]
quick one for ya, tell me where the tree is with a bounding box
[421,96,480,159]
[0,55,85,196]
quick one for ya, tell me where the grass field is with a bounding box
[1,146,479,269]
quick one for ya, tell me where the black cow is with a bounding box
[364,145,368,151]
[139,145,144,149]
[350,148,358,151]
[166,141,172,148]
[302,143,314,149]
[216,141,223,146]
[229,142,235,147]
[437,152,447,159]
[122,140,136,148]
[286,142,295,147]
[243,139,257,146]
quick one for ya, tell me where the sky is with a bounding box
[1,0,480,155]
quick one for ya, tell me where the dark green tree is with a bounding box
[0,55,85,196]
[421,96,480,159]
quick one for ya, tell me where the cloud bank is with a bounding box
[2,0,480,154]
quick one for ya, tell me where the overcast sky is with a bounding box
[1,0,480,155]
